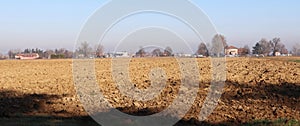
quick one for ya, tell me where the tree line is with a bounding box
[252,38,288,56]
[196,34,249,57]
[1,35,299,60]
[74,41,174,58]
[196,34,300,57]
[6,48,74,59]
[135,46,173,57]
[2,41,105,59]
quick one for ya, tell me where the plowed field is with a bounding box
[0,57,299,125]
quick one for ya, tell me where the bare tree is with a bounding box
[8,50,14,59]
[95,44,105,58]
[136,47,146,57]
[281,47,288,54]
[58,48,66,54]
[279,44,288,54]
[239,45,250,56]
[216,34,228,48]
[7,49,22,59]
[260,38,272,56]
[244,45,250,55]
[0,52,5,59]
[210,34,227,57]
[164,46,173,57]
[64,50,73,58]
[292,43,300,56]
[44,49,54,59]
[270,38,287,56]
[197,42,209,56]
[253,39,271,55]
[152,48,162,57]
[76,41,93,58]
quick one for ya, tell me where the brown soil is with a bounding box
[0,57,299,125]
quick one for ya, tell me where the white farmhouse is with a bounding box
[225,46,239,56]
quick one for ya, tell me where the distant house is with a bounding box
[225,46,239,56]
[275,52,281,56]
[175,53,192,58]
[15,53,39,60]
[0,55,6,60]
[114,51,130,58]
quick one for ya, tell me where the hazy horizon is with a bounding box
[1,0,300,54]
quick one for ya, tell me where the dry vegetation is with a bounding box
[0,57,299,125]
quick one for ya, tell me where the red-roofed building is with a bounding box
[225,46,239,56]
[15,53,39,60]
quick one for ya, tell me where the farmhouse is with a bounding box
[225,46,239,56]
[15,53,39,60]
[114,51,130,58]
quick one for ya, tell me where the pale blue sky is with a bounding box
[0,0,299,53]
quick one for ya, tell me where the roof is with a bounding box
[226,46,238,49]
[16,53,39,57]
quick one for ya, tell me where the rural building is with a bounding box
[175,53,192,58]
[114,51,130,58]
[225,46,239,56]
[275,52,281,56]
[15,53,39,60]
